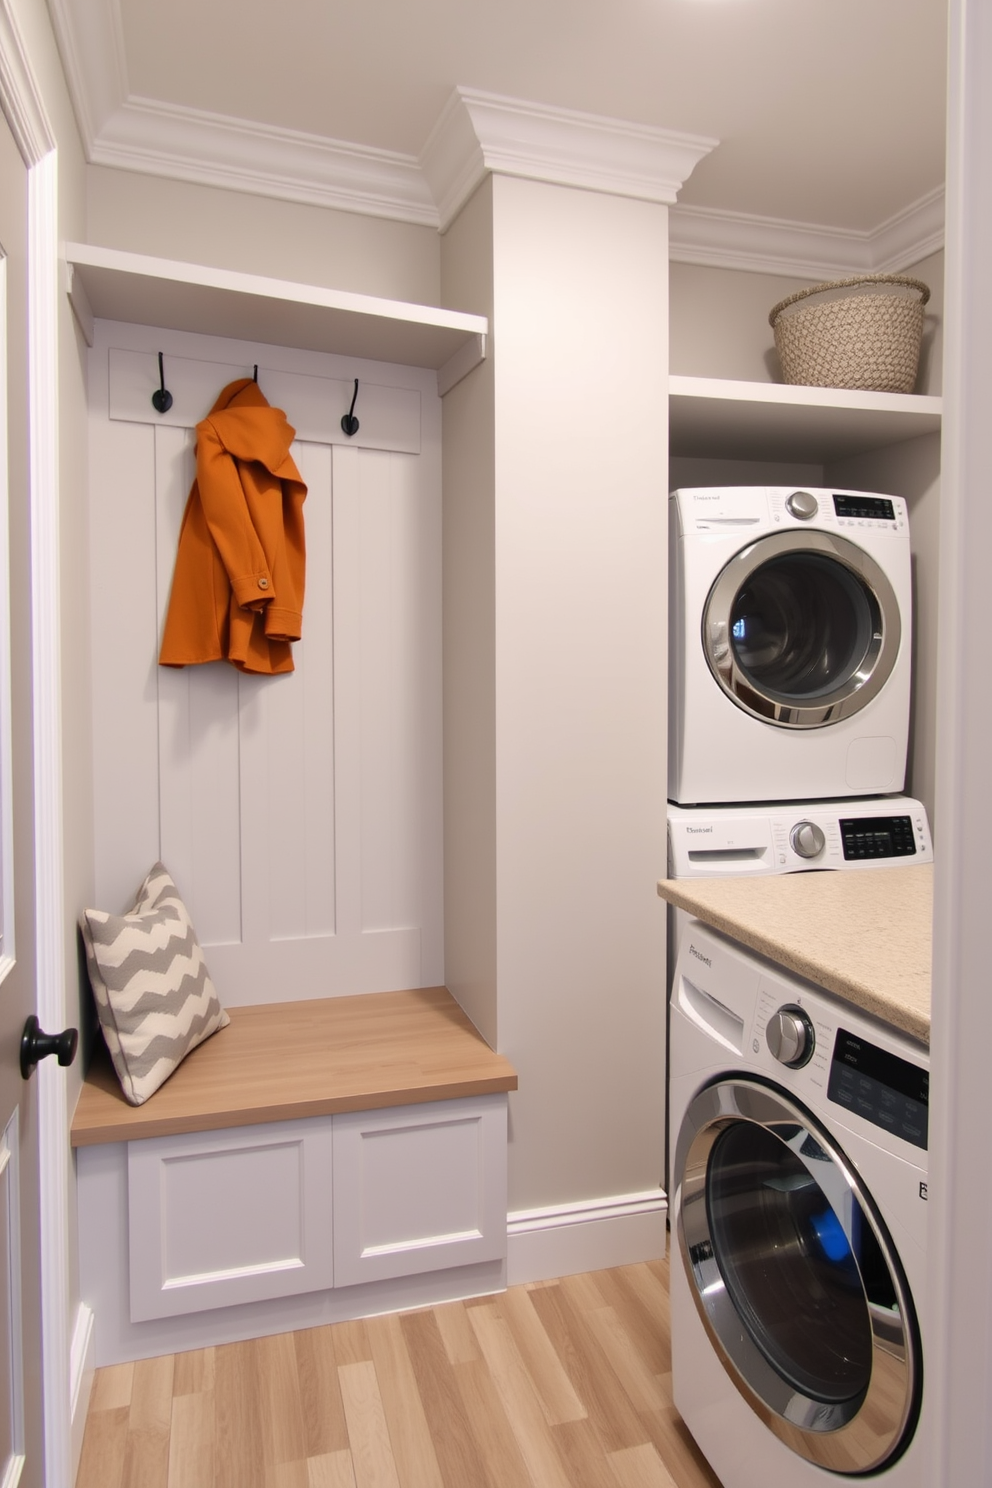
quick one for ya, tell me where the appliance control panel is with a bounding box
[839,814,918,861]
[667,798,932,878]
[677,920,931,1157]
[672,485,909,536]
[828,1028,929,1150]
[832,493,897,522]
[749,984,928,1152]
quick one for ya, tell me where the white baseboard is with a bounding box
[506,1189,668,1286]
[70,1302,95,1481]
[84,1258,508,1368]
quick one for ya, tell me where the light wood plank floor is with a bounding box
[76,1254,722,1488]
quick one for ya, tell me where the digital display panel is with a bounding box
[829,1029,928,1149]
[840,815,916,860]
[833,494,896,521]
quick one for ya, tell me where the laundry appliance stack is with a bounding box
[665,484,933,1488]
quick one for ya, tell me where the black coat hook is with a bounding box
[341,379,360,437]
[151,352,173,415]
[253,365,258,383]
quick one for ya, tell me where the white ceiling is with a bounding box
[52,0,949,263]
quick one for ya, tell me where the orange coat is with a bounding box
[159,378,307,675]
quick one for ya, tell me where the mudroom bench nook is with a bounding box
[71,987,518,1367]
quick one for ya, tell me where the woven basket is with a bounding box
[769,274,930,393]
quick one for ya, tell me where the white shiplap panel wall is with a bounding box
[256,439,337,945]
[89,408,162,914]
[352,444,436,935]
[155,424,243,948]
[88,320,443,1006]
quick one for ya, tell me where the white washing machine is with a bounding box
[669,920,928,1487]
[669,487,913,806]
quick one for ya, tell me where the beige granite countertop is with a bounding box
[657,864,933,1045]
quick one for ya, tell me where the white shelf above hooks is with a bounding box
[64,242,488,395]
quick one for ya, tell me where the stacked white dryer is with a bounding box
[667,484,932,877]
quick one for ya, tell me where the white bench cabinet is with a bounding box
[72,989,517,1363]
[124,1094,507,1323]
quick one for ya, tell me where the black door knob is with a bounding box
[20,1015,78,1080]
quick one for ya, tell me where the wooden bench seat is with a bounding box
[71,985,518,1147]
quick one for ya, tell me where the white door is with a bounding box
[0,103,57,1488]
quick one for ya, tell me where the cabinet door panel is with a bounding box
[332,1096,506,1286]
[128,1118,333,1320]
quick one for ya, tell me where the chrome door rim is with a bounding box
[702,530,901,728]
[675,1077,921,1475]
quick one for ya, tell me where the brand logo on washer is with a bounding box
[693,494,720,501]
[688,945,712,967]
[919,1181,928,1201]
[685,825,713,835]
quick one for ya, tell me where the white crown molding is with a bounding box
[46,0,126,143]
[671,186,945,281]
[670,203,875,279]
[421,86,718,230]
[0,0,56,162]
[870,185,946,272]
[91,96,438,225]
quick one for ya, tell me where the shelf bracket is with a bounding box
[438,332,487,397]
[64,261,94,348]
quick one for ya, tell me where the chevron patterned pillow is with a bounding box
[80,863,230,1106]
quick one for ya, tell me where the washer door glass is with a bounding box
[707,1120,877,1404]
[703,531,901,729]
[677,1079,921,1474]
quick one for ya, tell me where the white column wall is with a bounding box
[490,176,669,1209]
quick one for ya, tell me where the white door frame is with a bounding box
[928,1,992,1481]
[0,6,72,1487]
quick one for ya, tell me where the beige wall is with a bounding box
[86,166,441,305]
[908,248,944,394]
[671,249,945,395]
[670,261,812,382]
[440,179,498,1048]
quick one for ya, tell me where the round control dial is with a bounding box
[766,1004,815,1067]
[790,820,826,859]
[785,489,819,521]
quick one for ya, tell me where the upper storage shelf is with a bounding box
[669,375,942,464]
[64,243,488,396]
